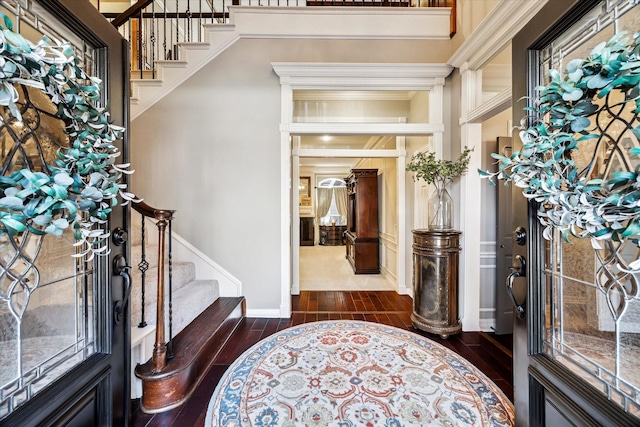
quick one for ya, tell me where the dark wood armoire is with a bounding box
[345,169,380,274]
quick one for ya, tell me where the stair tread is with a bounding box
[132,278,219,334]
[136,296,245,380]
[176,41,211,49]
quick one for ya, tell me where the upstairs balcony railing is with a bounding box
[102,0,456,79]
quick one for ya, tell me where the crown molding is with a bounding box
[273,63,453,89]
[293,90,418,101]
[448,0,548,70]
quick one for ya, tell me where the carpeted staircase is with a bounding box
[129,214,245,407]
[129,245,221,336]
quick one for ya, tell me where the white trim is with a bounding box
[287,123,444,135]
[297,148,403,158]
[273,63,453,80]
[171,232,242,297]
[280,82,294,318]
[459,68,482,123]
[247,308,282,318]
[130,324,156,399]
[294,91,419,101]
[273,62,451,317]
[293,116,409,123]
[467,87,512,124]
[460,122,482,332]
[292,136,301,299]
[396,136,407,296]
[448,0,548,69]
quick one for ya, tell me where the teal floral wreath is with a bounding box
[0,14,135,260]
[480,32,640,258]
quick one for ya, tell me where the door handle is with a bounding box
[506,254,526,319]
[113,254,132,326]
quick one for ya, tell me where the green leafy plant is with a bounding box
[406,146,473,191]
[407,147,473,228]
[0,13,136,260]
[478,32,640,256]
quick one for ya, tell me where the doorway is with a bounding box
[272,62,454,317]
[297,147,399,293]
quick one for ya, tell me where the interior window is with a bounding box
[317,178,346,226]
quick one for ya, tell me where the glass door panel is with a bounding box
[0,1,106,420]
[538,0,640,419]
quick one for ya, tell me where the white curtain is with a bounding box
[334,187,348,223]
[316,187,333,222]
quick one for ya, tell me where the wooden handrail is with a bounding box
[132,200,176,221]
[132,200,176,373]
[110,0,154,28]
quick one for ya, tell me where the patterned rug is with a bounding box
[206,321,514,426]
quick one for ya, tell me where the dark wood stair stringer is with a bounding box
[135,297,246,413]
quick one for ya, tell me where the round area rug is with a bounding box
[206,320,514,426]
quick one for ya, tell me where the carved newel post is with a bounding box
[411,229,462,338]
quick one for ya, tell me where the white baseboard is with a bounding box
[479,318,496,332]
[130,325,155,399]
[398,284,413,297]
[171,232,242,297]
[246,308,283,318]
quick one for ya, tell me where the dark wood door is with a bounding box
[512,1,640,425]
[0,2,130,426]
[495,137,513,335]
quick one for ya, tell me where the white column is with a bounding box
[460,123,482,331]
[396,137,409,296]
[459,65,482,331]
[429,78,446,158]
[280,81,293,317]
[291,137,301,296]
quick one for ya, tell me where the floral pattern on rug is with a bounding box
[206,321,514,426]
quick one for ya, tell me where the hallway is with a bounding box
[300,245,395,291]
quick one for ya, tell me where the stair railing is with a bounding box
[103,0,455,80]
[132,200,176,372]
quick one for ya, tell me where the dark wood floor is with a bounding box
[131,291,513,427]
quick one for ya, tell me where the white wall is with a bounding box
[131,37,453,314]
